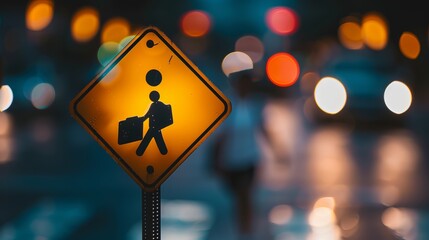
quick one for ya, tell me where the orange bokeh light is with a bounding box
[266,6,299,35]
[266,52,300,87]
[180,10,211,37]
[338,17,364,50]
[26,0,54,31]
[101,17,131,43]
[361,12,389,50]
[399,32,420,59]
[71,7,99,43]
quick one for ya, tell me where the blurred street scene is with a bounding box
[1,0,429,239]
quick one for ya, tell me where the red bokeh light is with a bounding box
[266,6,299,35]
[266,52,300,87]
[180,10,211,37]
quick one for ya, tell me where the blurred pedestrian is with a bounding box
[211,69,267,238]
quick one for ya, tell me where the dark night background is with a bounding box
[1,0,429,239]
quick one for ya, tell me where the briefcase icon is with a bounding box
[157,104,173,129]
[118,116,144,145]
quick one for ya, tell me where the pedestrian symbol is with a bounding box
[136,90,172,156]
[118,67,173,156]
[70,27,231,191]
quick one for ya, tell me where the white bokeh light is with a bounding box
[314,77,347,114]
[0,85,14,112]
[221,51,253,77]
[31,83,56,110]
[384,81,412,114]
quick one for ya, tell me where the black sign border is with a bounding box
[71,27,230,191]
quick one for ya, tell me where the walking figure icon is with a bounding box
[137,90,172,155]
[117,68,173,156]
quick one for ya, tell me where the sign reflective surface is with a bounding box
[70,27,231,191]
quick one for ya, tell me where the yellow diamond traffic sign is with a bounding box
[70,27,231,192]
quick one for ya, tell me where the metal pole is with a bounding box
[142,187,161,240]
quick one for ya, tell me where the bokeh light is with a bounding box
[234,35,264,63]
[71,7,99,43]
[308,196,342,240]
[0,85,14,112]
[384,81,412,114]
[338,17,364,50]
[314,77,347,114]
[300,71,320,94]
[375,131,419,207]
[266,52,299,87]
[361,12,388,50]
[101,17,131,43]
[265,6,299,35]
[382,207,418,239]
[118,35,136,51]
[399,32,420,59]
[31,83,55,110]
[180,10,211,37]
[0,113,12,136]
[0,137,13,163]
[376,131,419,182]
[314,197,336,210]
[0,112,13,163]
[382,207,404,230]
[26,0,54,31]
[308,207,336,228]
[97,42,120,66]
[269,205,293,225]
[221,51,253,77]
[307,127,355,207]
[339,213,360,232]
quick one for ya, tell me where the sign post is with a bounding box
[142,187,161,239]
[70,26,231,239]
